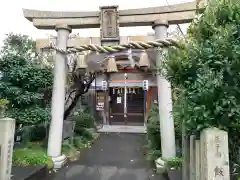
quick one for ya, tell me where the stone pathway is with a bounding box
[48,133,166,180]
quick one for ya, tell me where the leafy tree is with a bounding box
[0,33,53,125]
[0,33,96,126]
[164,0,240,170]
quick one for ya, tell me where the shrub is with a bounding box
[72,111,97,142]
[73,136,88,149]
[146,103,182,160]
[0,98,9,117]
[11,106,51,126]
[146,104,161,152]
[62,141,79,159]
[14,121,49,146]
[165,157,183,170]
[73,111,96,130]
[30,124,49,141]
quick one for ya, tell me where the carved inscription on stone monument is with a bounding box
[213,135,227,179]
[214,166,224,177]
[100,6,119,41]
[215,136,222,158]
[6,140,12,175]
[200,128,230,180]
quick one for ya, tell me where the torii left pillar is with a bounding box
[47,24,71,168]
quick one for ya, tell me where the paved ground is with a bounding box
[49,133,166,180]
[12,166,46,180]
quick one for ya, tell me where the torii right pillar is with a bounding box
[152,19,176,161]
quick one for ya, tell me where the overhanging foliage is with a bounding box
[165,0,240,168]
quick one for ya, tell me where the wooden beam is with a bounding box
[23,1,205,29]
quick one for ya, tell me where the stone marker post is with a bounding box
[47,24,71,168]
[190,135,196,180]
[0,118,15,180]
[200,128,230,180]
[152,19,176,160]
[182,124,190,180]
[195,139,200,180]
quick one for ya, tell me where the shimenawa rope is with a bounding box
[42,38,179,54]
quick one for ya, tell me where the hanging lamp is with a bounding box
[129,88,132,94]
[95,52,104,73]
[76,52,88,69]
[128,48,135,68]
[138,50,150,68]
[106,55,118,72]
[133,88,136,94]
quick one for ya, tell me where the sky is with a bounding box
[0,0,192,44]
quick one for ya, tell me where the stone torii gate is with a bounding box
[23,0,206,168]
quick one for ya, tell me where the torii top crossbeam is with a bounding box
[22,1,206,29]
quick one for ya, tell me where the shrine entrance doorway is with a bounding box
[109,87,145,126]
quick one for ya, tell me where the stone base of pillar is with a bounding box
[51,154,67,169]
[155,157,166,174]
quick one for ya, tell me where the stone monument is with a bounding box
[0,118,15,180]
[200,128,230,180]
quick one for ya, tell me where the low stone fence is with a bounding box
[189,127,230,180]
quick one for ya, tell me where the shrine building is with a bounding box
[36,35,159,126]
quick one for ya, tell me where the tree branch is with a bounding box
[84,73,95,93]
[63,72,95,120]
[65,89,77,105]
